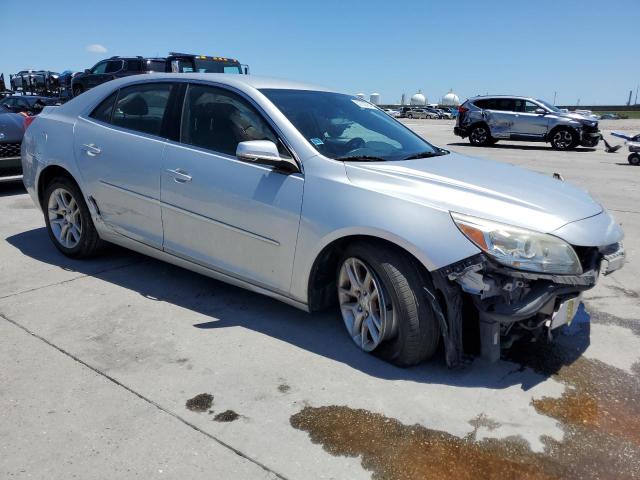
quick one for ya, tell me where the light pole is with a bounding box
[553,91,557,105]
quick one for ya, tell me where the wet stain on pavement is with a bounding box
[291,405,555,480]
[292,320,640,479]
[278,383,291,393]
[213,410,240,422]
[185,393,213,412]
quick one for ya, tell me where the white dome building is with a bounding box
[441,90,461,106]
[410,90,427,105]
[369,93,381,105]
[356,93,366,100]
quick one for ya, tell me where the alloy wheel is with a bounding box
[48,187,83,248]
[338,257,392,351]
[553,130,573,149]
[470,127,488,144]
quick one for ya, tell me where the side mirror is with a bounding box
[236,140,299,173]
[84,69,91,74]
[535,108,546,115]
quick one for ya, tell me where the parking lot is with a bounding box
[1,119,638,479]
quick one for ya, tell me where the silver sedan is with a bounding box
[21,74,625,366]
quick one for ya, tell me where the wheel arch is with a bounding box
[37,164,79,209]
[546,124,580,143]
[306,233,434,312]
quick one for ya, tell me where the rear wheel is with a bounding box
[72,84,84,97]
[469,125,492,146]
[44,177,102,258]
[336,242,441,367]
[550,128,577,150]
[629,153,640,166]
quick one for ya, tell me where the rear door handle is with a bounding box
[166,168,192,183]
[82,143,101,156]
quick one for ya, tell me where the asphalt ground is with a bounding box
[1,119,638,479]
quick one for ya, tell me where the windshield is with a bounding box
[261,89,439,161]
[536,99,561,113]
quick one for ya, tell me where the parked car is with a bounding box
[383,108,401,118]
[0,95,59,115]
[455,96,602,150]
[434,108,454,119]
[71,54,246,97]
[599,113,620,120]
[22,74,625,367]
[423,107,446,119]
[406,108,437,119]
[0,105,29,177]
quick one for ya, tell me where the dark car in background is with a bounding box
[71,53,246,97]
[70,57,155,97]
[0,95,59,115]
[0,105,28,177]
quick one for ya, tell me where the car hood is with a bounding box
[556,112,596,123]
[0,112,25,143]
[344,152,603,234]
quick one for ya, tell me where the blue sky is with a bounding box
[2,0,639,105]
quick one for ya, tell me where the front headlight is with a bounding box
[451,212,582,275]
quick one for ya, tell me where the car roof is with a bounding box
[113,72,336,93]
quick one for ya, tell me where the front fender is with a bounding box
[288,155,480,303]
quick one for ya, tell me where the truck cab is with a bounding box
[167,53,248,74]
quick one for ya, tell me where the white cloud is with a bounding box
[86,44,108,54]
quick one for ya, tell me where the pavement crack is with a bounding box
[0,259,148,301]
[0,312,289,480]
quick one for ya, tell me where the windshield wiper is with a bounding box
[336,155,386,162]
[402,150,449,160]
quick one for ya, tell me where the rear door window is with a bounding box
[105,60,124,74]
[126,59,143,72]
[111,83,173,136]
[493,98,516,112]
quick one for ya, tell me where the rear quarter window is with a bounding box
[90,92,117,123]
[473,99,494,109]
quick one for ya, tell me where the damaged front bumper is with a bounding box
[433,242,625,365]
[579,125,602,147]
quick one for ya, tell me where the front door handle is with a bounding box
[166,168,192,183]
[82,143,101,156]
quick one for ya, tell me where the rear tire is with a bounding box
[44,176,102,258]
[336,242,441,367]
[629,153,640,166]
[72,84,84,97]
[468,124,492,146]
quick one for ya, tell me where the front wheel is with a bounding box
[336,242,441,367]
[468,125,492,146]
[44,177,102,258]
[550,128,577,150]
[72,84,84,97]
[629,153,640,166]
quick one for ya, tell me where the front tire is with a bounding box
[336,242,441,367]
[468,124,492,146]
[72,84,84,97]
[629,153,640,166]
[44,177,102,258]
[550,128,577,150]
